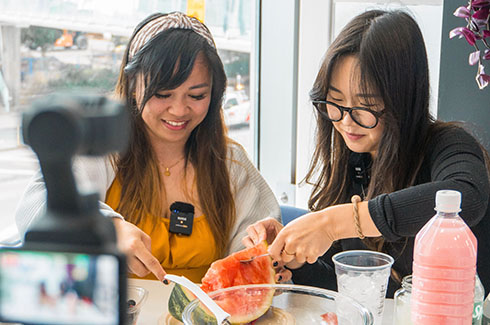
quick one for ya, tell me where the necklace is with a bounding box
[162,157,185,176]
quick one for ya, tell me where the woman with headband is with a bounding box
[16,12,281,283]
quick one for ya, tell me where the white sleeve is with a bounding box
[14,156,121,241]
[226,144,281,254]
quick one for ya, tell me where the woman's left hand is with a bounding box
[242,218,294,283]
[268,210,337,265]
[242,217,284,247]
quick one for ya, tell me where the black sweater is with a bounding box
[291,126,490,298]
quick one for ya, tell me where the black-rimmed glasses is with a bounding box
[312,100,384,129]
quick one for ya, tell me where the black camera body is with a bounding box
[0,94,130,325]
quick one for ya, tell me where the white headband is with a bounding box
[128,11,216,60]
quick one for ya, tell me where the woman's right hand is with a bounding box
[112,218,166,282]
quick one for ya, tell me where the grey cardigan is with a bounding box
[15,143,281,254]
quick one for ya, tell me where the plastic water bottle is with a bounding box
[411,190,477,324]
[483,293,490,325]
[474,274,484,324]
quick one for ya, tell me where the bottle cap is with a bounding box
[435,190,461,213]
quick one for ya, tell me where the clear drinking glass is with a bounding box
[332,250,394,325]
[127,285,148,325]
[393,275,413,325]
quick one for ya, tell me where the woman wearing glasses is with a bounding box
[243,9,490,296]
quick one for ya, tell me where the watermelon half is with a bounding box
[168,241,275,323]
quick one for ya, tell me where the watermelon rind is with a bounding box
[186,285,275,324]
[168,284,217,323]
[168,283,195,322]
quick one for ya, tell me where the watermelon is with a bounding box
[321,312,339,325]
[168,241,275,323]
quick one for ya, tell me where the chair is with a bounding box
[280,205,308,226]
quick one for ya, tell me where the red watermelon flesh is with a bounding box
[201,241,275,292]
[199,241,276,323]
[321,312,339,325]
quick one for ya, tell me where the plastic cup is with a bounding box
[127,285,148,325]
[332,250,394,325]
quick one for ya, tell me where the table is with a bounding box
[130,278,395,324]
[130,279,172,324]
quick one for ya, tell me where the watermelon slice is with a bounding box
[168,241,275,323]
[201,241,275,292]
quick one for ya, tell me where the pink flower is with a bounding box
[452,1,489,89]
[454,6,471,17]
[472,6,489,19]
[449,27,477,46]
[471,0,490,8]
[469,50,481,65]
[484,49,490,60]
[476,64,490,89]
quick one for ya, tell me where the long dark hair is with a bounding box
[113,13,235,256]
[305,10,431,267]
[307,10,431,207]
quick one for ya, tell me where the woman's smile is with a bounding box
[162,119,189,131]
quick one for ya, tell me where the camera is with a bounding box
[0,94,130,325]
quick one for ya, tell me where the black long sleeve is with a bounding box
[291,126,490,297]
[370,127,489,241]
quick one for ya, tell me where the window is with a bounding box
[258,0,444,207]
[0,0,255,238]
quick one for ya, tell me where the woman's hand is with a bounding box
[242,217,299,283]
[269,210,337,265]
[242,217,284,247]
[112,218,166,281]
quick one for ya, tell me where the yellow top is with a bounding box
[105,178,218,283]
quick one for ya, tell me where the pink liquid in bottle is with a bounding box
[411,190,477,324]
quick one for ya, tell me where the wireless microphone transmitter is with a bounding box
[169,202,195,236]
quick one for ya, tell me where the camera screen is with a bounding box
[0,249,120,325]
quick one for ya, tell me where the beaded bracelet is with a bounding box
[351,195,365,239]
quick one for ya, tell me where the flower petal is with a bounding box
[473,7,489,20]
[483,30,490,38]
[476,73,490,89]
[470,19,482,31]
[484,49,490,60]
[471,0,490,8]
[476,64,490,89]
[454,6,471,18]
[469,50,481,65]
[449,27,477,45]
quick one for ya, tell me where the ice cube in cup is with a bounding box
[332,250,394,325]
[127,285,148,325]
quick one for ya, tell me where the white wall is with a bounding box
[260,0,444,209]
